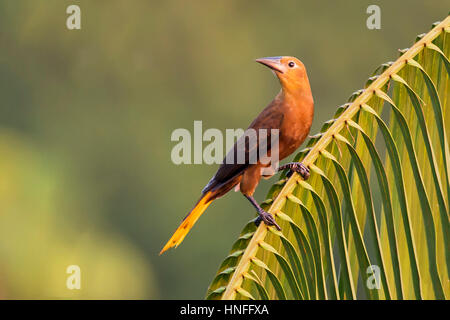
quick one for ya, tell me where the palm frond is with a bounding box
[207,16,450,300]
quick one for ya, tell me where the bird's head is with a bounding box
[255,56,310,93]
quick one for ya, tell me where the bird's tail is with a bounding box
[159,191,213,255]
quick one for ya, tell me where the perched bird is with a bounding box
[160,56,314,254]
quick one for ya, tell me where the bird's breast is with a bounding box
[278,102,313,160]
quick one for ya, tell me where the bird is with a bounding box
[160,56,314,254]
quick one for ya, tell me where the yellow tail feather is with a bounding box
[159,192,212,255]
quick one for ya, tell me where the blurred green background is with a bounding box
[0,0,447,299]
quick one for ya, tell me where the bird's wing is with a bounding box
[203,100,284,193]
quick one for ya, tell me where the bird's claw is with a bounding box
[279,162,310,180]
[254,211,281,231]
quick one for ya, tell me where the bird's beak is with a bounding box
[255,57,284,74]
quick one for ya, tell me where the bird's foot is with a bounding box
[254,211,281,231]
[278,162,310,180]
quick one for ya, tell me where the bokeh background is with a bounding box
[0,0,447,299]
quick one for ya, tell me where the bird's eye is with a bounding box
[288,61,295,68]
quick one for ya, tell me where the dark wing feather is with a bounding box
[203,99,284,193]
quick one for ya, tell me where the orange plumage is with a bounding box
[161,56,314,254]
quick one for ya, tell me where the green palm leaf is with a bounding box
[207,15,450,300]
